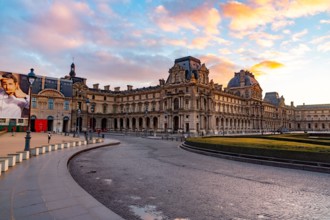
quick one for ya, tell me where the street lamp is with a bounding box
[77,109,81,137]
[145,105,148,136]
[125,107,128,135]
[90,103,95,139]
[164,110,168,135]
[86,98,90,141]
[24,68,37,151]
[261,104,264,135]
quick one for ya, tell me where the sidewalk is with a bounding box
[0,133,124,220]
[0,132,83,157]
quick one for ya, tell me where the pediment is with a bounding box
[169,63,185,73]
[73,82,89,91]
[38,89,64,98]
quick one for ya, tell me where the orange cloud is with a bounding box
[250,60,284,76]
[222,0,330,32]
[222,1,275,31]
[200,54,238,85]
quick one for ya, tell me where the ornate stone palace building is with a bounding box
[67,56,329,135]
[1,56,329,134]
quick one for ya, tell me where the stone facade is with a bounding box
[69,56,330,135]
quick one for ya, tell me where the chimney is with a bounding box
[104,85,110,91]
[291,101,294,107]
[93,83,99,89]
[114,87,120,91]
[127,85,133,91]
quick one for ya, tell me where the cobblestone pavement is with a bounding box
[69,135,330,220]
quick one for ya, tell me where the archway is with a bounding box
[120,118,124,130]
[31,115,36,132]
[146,117,150,129]
[47,116,54,132]
[89,118,96,131]
[153,117,158,130]
[132,118,136,130]
[114,118,118,130]
[173,116,179,132]
[139,118,143,130]
[101,118,107,131]
[62,116,69,132]
[126,117,130,129]
[216,117,219,130]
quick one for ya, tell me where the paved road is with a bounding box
[69,135,330,220]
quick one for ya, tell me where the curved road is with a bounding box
[69,135,330,220]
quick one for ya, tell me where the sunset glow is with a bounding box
[0,0,329,105]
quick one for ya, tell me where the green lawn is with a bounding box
[186,134,330,153]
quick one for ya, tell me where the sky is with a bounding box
[0,0,329,106]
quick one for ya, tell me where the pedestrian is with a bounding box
[48,132,52,144]
[11,127,15,136]
[84,131,88,142]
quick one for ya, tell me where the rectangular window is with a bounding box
[103,105,107,114]
[64,100,70,111]
[48,98,54,110]
[32,97,37,108]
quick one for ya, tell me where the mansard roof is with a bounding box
[296,104,330,109]
[227,70,259,88]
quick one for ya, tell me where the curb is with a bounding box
[67,141,120,166]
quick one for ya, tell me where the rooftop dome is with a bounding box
[227,70,259,88]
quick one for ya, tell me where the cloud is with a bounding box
[317,42,330,52]
[153,4,221,36]
[311,35,330,52]
[283,0,330,18]
[250,60,284,76]
[222,1,276,31]
[320,19,330,24]
[222,0,330,33]
[271,19,295,31]
[189,35,231,50]
[248,32,282,48]
[200,54,238,86]
[292,29,308,41]
[289,43,311,56]
[311,35,330,44]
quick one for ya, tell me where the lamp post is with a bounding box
[24,68,37,151]
[261,104,264,135]
[164,110,168,135]
[125,108,128,135]
[222,116,225,136]
[90,103,95,139]
[77,109,81,137]
[145,105,148,136]
[86,98,90,141]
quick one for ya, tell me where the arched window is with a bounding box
[174,98,179,110]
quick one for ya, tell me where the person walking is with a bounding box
[48,132,52,144]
